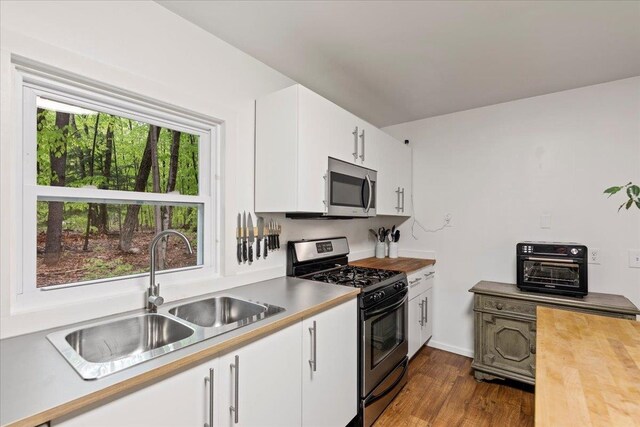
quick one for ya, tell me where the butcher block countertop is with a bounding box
[349,257,435,273]
[535,306,640,427]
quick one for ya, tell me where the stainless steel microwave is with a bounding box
[326,157,376,218]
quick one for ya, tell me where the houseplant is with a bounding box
[604,182,640,211]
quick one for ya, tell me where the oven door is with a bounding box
[361,289,408,397]
[327,157,376,217]
[518,256,586,292]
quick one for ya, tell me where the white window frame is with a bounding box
[14,63,221,310]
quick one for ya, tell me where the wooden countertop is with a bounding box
[349,257,435,273]
[535,307,640,427]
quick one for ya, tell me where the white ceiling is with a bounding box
[158,1,640,127]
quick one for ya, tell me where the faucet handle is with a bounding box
[148,294,164,308]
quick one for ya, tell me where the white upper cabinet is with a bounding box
[370,129,412,216]
[255,84,411,215]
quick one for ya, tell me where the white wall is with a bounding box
[0,1,395,338]
[384,78,640,357]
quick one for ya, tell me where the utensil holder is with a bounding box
[375,242,385,259]
[388,242,398,259]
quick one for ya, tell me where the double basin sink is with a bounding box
[47,296,285,380]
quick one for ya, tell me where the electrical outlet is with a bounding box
[589,248,600,265]
[444,213,452,227]
[629,250,640,268]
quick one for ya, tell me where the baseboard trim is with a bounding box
[427,340,474,358]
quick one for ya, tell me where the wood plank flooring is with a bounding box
[374,347,534,427]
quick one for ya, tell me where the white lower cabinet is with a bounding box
[52,357,218,427]
[52,300,358,427]
[217,322,302,427]
[302,299,358,427]
[407,268,435,359]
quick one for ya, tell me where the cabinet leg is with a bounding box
[474,370,502,383]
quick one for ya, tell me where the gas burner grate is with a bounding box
[307,266,401,288]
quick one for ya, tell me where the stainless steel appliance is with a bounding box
[287,157,377,219]
[517,242,588,297]
[287,237,408,427]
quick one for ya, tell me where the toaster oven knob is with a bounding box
[570,248,579,255]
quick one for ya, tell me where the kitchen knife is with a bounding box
[242,211,247,263]
[236,213,242,264]
[257,217,264,259]
[262,217,268,258]
[268,219,274,250]
[248,213,254,264]
[275,221,280,250]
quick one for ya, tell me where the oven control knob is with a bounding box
[570,248,579,255]
[394,283,403,290]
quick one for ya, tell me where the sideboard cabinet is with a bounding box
[469,281,639,385]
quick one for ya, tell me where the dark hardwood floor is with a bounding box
[374,347,534,427]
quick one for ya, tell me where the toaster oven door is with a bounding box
[520,256,583,289]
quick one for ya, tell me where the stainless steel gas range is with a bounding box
[287,237,409,427]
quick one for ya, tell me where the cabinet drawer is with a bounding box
[408,267,435,300]
[475,295,536,318]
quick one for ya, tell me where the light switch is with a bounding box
[630,250,640,268]
[540,213,551,229]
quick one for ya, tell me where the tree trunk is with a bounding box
[97,123,113,234]
[83,113,100,251]
[164,130,181,229]
[151,128,165,269]
[119,125,160,252]
[44,112,70,265]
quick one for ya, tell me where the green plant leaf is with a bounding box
[604,186,622,197]
[625,199,633,210]
[627,185,640,200]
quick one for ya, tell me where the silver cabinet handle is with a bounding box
[352,126,359,161]
[230,355,239,424]
[409,277,422,287]
[424,271,435,279]
[204,368,214,427]
[359,129,365,162]
[309,320,317,372]
[418,300,424,326]
[396,187,401,212]
[400,188,405,213]
[424,296,428,325]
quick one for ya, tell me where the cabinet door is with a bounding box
[397,142,412,214]
[407,295,423,359]
[369,130,399,216]
[52,358,218,427]
[421,287,434,344]
[297,86,360,212]
[302,299,358,427]
[218,322,302,427]
[480,313,536,379]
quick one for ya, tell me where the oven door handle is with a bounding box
[524,256,576,263]
[364,174,373,213]
[365,358,408,406]
[364,292,408,319]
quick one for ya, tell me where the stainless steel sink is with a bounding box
[47,296,285,380]
[47,313,198,380]
[169,296,271,327]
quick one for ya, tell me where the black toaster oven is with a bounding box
[516,242,588,297]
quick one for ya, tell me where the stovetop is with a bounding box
[302,265,403,289]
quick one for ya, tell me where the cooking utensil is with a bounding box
[369,229,378,240]
[236,213,242,264]
[378,227,386,242]
[275,221,281,250]
[257,217,264,259]
[394,230,400,242]
[269,219,274,250]
[248,213,254,264]
[242,211,247,263]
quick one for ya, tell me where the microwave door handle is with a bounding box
[364,174,373,213]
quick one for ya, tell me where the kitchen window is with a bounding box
[17,66,218,299]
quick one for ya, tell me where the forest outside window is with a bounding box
[21,83,215,293]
